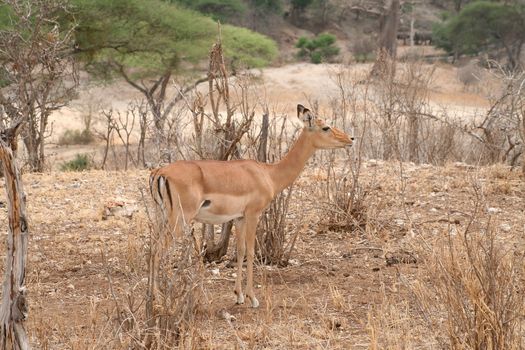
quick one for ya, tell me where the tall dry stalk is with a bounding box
[319,67,372,232]
[412,182,525,349]
[100,190,205,349]
[255,111,299,265]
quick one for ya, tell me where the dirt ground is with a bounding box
[1,159,523,348]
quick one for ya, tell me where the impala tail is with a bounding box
[149,170,173,230]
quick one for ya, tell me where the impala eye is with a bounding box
[322,126,330,131]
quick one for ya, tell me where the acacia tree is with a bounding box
[433,1,525,70]
[0,0,78,172]
[73,0,276,164]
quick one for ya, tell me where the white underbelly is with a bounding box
[193,193,248,224]
[194,209,243,225]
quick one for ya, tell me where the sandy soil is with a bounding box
[50,60,490,135]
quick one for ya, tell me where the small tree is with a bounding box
[0,0,78,172]
[296,33,340,63]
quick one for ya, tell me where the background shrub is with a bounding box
[60,154,92,171]
[296,33,340,63]
[351,37,375,63]
[58,129,95,146]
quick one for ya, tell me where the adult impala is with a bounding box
[150,104,353,308]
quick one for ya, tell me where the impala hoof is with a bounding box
[249,296,259,308]
[235,293,245,305]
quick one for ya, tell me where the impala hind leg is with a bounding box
[244,215,260,308]
[233,218,246,304]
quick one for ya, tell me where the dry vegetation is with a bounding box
[0,161,523,348]
[1,56,525,348]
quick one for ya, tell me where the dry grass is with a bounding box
[0,159,523,348]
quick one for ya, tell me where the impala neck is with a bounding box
[269,129,316,194]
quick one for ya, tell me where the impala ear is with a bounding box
[297,104,314,127]
[297,104,309,117]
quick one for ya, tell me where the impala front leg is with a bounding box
[233,218,246,304]
[245,215,260,308]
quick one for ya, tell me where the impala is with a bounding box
[150,104,353,308]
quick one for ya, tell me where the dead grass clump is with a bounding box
[322,171,371,232]
[413,189,525,349]
[367,297,435,349]
[486,163,513,180]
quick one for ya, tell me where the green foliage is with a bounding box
[401,2,414,14]
[71,0,277,79]
[250,0,282,13]
[291,0,313,10]
[296,33,340,63]
[433,1,525,67]
[0,4,13,30]
[60,154,91,172]
[169,0,246,22]
[58,129,95,146]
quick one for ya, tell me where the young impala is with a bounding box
[150,104,353,308]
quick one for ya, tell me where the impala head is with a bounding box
[297,104,354,149]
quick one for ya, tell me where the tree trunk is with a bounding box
[379,0,399,56]
[410,17,415,47]
[0,121,30,349]
[407,113,419,163]
[257,112,269,163]
[371,0,400,77]
[22,137,43,173]
[522,119,525,176]
[204,222,233,262]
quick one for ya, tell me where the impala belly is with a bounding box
[193,194,247,224]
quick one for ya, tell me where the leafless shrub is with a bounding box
[468,68,525,170]
[317,68,373,233]
[96,109,116,170]
[112,106,138,171]
[362,59,467,165]
[100,191,205,349]
[397,61,435,163]
[255,111,299,265]
[135,100,150,167]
